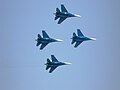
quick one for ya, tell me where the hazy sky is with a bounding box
[0,0,120,90]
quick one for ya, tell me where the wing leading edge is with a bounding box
[49,66,58,73]
[51,55,58,62]
[58,17,67,24]
[42,31,50,38]
[74,41,83,48]
[40,43,49,50]
[77,29,84,36]
[61,4,68,12]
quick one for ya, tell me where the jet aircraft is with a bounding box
[71,29,96,48]
[54,4,81,24]
[35,30,63,50]
[45,55,71,73]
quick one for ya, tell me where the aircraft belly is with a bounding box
[59,14,68,17]
[41,40,50,43]
[49,64,58,67]
[75,38,83,41]
[49,63,60,66]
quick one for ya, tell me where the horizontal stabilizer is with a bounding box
[46,66,50,70]
[71,40,75,44]
[36,42,41,46]
[55,16,59,20]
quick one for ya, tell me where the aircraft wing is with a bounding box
[58,17,67,24]
[51,55,58,62]
[61,4,68,12]
[77,29,84,36]
[74,41,83,48]
[42,31,50,38]
[40,43,49,50]
[49,66,58,73]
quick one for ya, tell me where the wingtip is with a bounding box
[74,45,78,48]
[57,22,61,24]
[40,48,43,50]
[42,30,45,32]
[51,55,54,57]
[35,39,37,41]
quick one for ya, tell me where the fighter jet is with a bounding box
[45,55,71,73]
[35,30,63,50]
[71,29,96,48]
[54,4,81,24]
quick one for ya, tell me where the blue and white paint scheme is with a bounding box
[71,29,96,48]
[54,4,81,24]
[35,31,63,50]
[45,55,71,73]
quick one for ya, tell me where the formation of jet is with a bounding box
[45,55,71,73]
[35,30,63,50]
[54,4,81,24]
[71,29,96,48]
[35,4,96,73]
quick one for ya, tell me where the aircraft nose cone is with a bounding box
[56,39,63,42]
[90,38,96,41]
[75,14,81,18]
[64,62,71,65]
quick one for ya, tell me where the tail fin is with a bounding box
[47,59,51,63]
[38,34,42,39]
[73,33,77,37]
[55,8,60,20]
[56,8,60,13]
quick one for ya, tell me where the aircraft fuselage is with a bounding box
[46,62,66,67]
[56,12,76,18]
[73,36,92,42]
[37,38,58,43]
